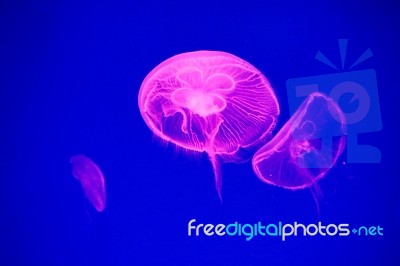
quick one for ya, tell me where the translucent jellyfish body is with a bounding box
[252,92,346,189]
[138,51,280,198]
[70,155,106,212]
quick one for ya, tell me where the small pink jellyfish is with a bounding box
[70,155,106,212]
[138,51,280,199]
[252,92,346,190]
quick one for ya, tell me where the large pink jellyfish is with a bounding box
[70,155,106,212]
[138,51,280,199]
[252,92,346,189]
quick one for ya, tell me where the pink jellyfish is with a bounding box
[252,92,346,190]
[138,51,280,199]
[70,154,106,212]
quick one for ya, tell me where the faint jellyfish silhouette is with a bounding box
[138,51,280,199]
[252,92,346,189]
[70,154,106,212]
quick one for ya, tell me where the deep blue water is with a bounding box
[2,0,399,265]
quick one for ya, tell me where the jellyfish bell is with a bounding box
[70,154,106,212]
[138,51,280,199]
[252,92,347,190]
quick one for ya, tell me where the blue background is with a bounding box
[2,0,399,265]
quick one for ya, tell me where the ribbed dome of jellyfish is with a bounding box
[138,51,280,199]
[252,92,346,190]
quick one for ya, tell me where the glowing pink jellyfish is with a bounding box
[252,92,346,190]
[70,155,106,212]
[138,51,280,199]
